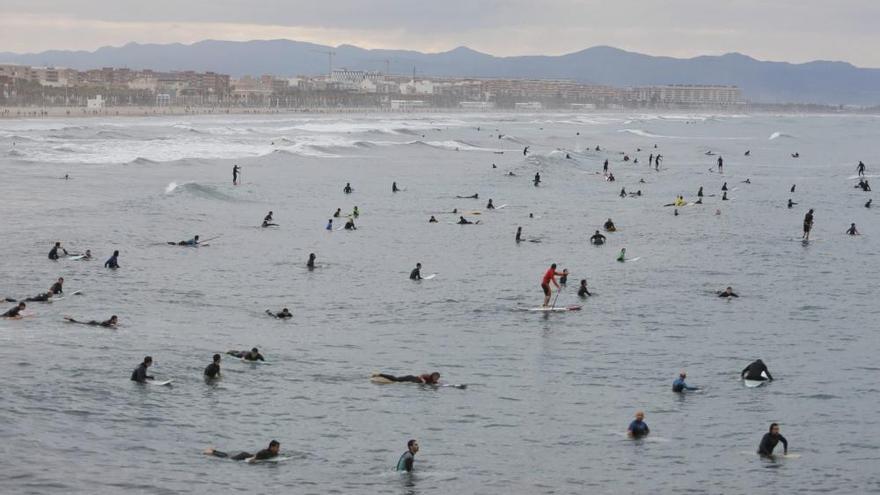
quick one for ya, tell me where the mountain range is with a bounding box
[2,39,879,105]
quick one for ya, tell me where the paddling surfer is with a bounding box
[204,440,280,462]
[65,315,117,327]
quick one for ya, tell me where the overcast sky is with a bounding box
[1,0,877,67]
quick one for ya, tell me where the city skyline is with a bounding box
[1,0,878,67]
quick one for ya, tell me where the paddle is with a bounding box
[551,285,563,309]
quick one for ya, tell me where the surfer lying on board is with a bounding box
[7,292,53,303]
[541,263,564,307]
[458,216,477,225]
[717,287,739,298]
[175,235,199,246]
[627,411,650,438]
[742,359,773,381]
[590,231,606,245]
[2,302,26,318]
[131,356,154,383]
[374,372,440,385]
[672,371,699,392]
[758,423,788,457]
[227,348,264,361]
[456,194,479,199]
[204,440,280,461]
[50,277,64,295]
[65,315,117,327]
[266,308,292,319]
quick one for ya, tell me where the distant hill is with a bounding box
[2,40,879,105]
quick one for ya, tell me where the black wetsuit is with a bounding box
[25,293,52,302]
[50,282,63,295]
[591,234,606,245]
[211,448,277,461]
[130,363,153,383]
[228,351,264,362]
[3,306,23,317]
[409,268,421,280]
[758,433,788,456]
[578,285,591,297]
[378,373,436,385]
[204,362,220,379]
[397,451,415,472]
[718,291,739,298]
[48,246,67,260]
[104,255,119,269]
[68,318,115,327]
[742,361,773,381]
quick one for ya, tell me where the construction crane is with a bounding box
[310,49,336,77]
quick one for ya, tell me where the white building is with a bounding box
[86,95,105,109]
[400,80,434,95]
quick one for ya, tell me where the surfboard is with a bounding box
[67,255,86,261]
[627,257,642,262]
[422,274,437,280]
[495,204,508,209]
[147,379,174,386]
[246,456,291,464]
[522,305,582,312]
[370,375,465,389]
[240,358,271,365]
[743,379,765,388]
[50,290,81,302]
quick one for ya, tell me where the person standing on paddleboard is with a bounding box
[541,264,564,307]
[802,209,814,241]
[757,423,788,457]
[232,165,240,185]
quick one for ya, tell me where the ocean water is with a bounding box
[1,112,878,494]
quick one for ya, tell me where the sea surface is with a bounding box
[1,112,878,494]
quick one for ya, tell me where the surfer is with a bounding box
[672,371,699,392]
[344,218,357,230]
[392,182,399,193]
[792,153,799,158]
[458,216,475,225]
[131,356,154,383]
[758,423,788,457]
[2,302,26,318]
[410,263,422,280]
[266,308,292,319]
[603,159,609,174]
[227,348,264,362]
[48,242,68,260]
[788,199,797,209]
[606,173,616,182]
[866,199,872,208]
[516,226,522,243]
[616,248,627,262]
[376,372,440,385]
[262,214,277,228]
[802,209,814,241]
[846,223,860,235]
[742,359,773,381]
[333,208,341,218]
[64,315,117,327]
[204,354,221,379]
[50,277,64,295]
[559,269,569,286]
[717,156,724,173]
[232,165,240,185]
[722,182,728,192]
[791,184,796,193]
[857,161,866,176]
[523,146,529,156]
[627,411,650,438]
[429,216,438,223]
[104,250,120,269]
[204,440,280,462]
[718,286,739,298]
[456,194,479,199]
[352,206,360,218]
[745,150,751,156]
[604,219,616,232]
[396,439,419,472]
[326,219,333,231]
[534,172,541,185]
[307,253,316,269]
[649,154,654,166]
[344,182,353,194]
[697,186,703,198]
[577,279,592,298]
[176,235,199,246]
[619,188,626,198]
[590,230,606,245]
[80,249,92,260]
[486,199,495,209]
[540,263,564,307]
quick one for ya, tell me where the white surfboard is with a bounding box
[246,456,291,464]
[422,274,437,280]
[240,359,271,365]
[50,290,81,302]
[147,379,174,386]
[522,305,582,312]
[67,255,86,261]
[495,204,508,209]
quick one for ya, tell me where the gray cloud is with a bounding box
[1,0,877,66]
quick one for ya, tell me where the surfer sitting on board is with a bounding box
[672,371,699,392]
[344,219,357,230]
[396,439,419,472]
[344,182,353,194]
[718,287,739,298]
[65,315,117,327]
[758,423,788,457]
[410,263,422,280]
[577,280,592,298]
[131,356,154,383]
[486,199,495,209]
[541,263,564,307]
[429,216,438,223]
[228,348,264,361]
[590,231,606,245]
[266,308,292,319]
[627,411,650,438]
[205,440,280,462]
[50,277,64,295]
[846,223,860,236]
[604,219,616,232]
[374,372,440,385]
[742,359,773,382]
[204,354,221,379]
[2,302,26,318]
[262,211,277,228]
[616,248,627,262]
[333,208,341,218]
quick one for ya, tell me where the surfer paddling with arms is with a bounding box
[204,440,280,462]
[540,263,564,307]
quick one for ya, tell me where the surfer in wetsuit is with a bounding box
[48,242,68,260]
[857,161,866,176]
[429,216,438,223]
[396,439,419,472]
[344,219,356,230]
[672,371,699,392]
[577,279,591,297]
[534,172,541,186]
[458,216,474,225]
[333,208,341,218]
[410,263,422,280]
[788,199,797,209]
[392,182,399,193]
[227,348,264,361]
[717,156,723,173]
[177,235,199,246]
[232,165,240,185]
[205,440,280,462]
[616,248,627,262]
[721,182,728,192]
[326,219,333,231]
[262,212,277,227]
[523,146,529,156]
[697,186,703,198]
[516,227,522,243]
[131,356,154,383]
[718,286,739,298]
[486,199,495,209]
[204,354,221,379]
[590,230,606,245]
[2,302,26,318]
[50,277,64,295]
[64,315,117,327]
[627,411,650,438]
[603,159,609,174]
[741,359,773,381]
[866,199,872,208]
[846,223,860,235]
[307,253,316,269]
[376,372,440,385]
[104,250,119,269]
[344,182,353,194]
[802,209,814,241]
[758,423,788,457]
[540,263,564,307]
[604,219,616,232]
[266,308,292,319]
